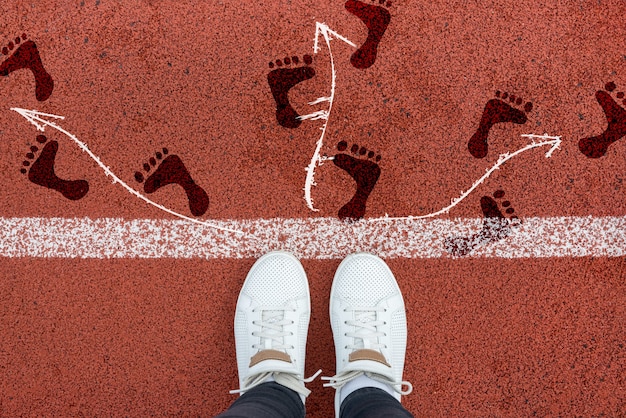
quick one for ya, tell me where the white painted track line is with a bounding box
[0,216,624,259]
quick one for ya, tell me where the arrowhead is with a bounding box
[520,133,562,158]
[313,21,356,54]
[11,107,64,131]
[313,22,327,53]
[545,136,562,158]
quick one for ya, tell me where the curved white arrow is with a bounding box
[369,133,562,221]
[302,22,356,212]
[11,107,249,236]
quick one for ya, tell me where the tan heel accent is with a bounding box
[348,349,391,367]
[249,349,293,367]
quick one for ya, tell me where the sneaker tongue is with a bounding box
[349,349,391,368]
[249,349,292,367]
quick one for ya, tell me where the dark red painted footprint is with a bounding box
[445,190,521,256]
[345,0,391,69]
[468,91,533,158]
[333,141,382,221]
[267,54,315,129]
[20,135,89,200]
[0,34,54,101]
[134,148,209,217]
[579,81,626,158]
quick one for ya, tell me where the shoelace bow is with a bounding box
[231,370,323,398]
[322,370,413,396]
[321,306,413,396]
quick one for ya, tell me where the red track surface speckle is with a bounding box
[0,1,625,416]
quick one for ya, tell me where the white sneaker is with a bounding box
[229,251,321,403]
[322,253,413,417]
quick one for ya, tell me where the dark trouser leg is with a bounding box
[215,382,305,418]
[340,387,414,418]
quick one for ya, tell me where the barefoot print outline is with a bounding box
[267,54,316,129]
[20,135,89,200]
[12,108,246,235]
[135,148,210,217]
[468,91,534,159]
[345,0,392,69]
[333,140,381,221]
[579,81,626,158]
[0,34,54,101]
[444,190,521,257]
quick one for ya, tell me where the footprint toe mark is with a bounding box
[267,54,316,129]
[21,135,89,200]
[1,35,54,101]
[333,141,381,221]
[445,190,521,256]
[468,91,533,158]
[135,148,209,217]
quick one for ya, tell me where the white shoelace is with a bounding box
[344,306,387,350]
[231,370,323,398]
[322,370,413,396]
[252,303,297,351]
[231,302,322,398]
[321,306,413,396]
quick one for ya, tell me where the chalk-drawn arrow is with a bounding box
[369,134,563,221]
[313,21,357,53]
[302,22,356,212]
[11,107,247,236]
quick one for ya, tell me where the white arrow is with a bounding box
[369,134,563,221]
[303,23,357,212]
[11,107,248,236]
[313,21,357,53]
[297,109,329,122]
